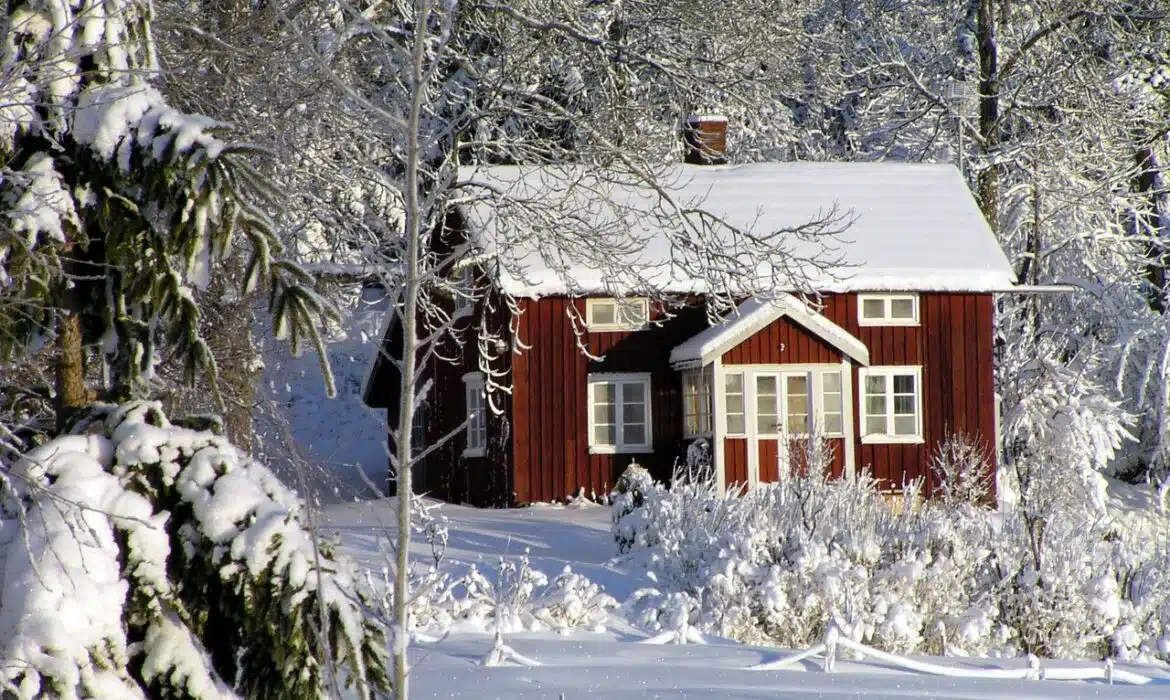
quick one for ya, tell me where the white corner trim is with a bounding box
[670,295,870,368]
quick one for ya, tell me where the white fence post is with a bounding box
[823,623,840,673]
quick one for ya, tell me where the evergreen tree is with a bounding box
[0,0,336,429]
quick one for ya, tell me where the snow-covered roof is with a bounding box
[459,162,1017,297]
[670,296,870,369]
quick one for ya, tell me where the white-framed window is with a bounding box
[859,366,923,444]
[586,297,649,331]
[724,372,746,435]
[463,372,487,457]
[682,368,713,437]
[858,293,919,326]
[765,369,846,438]
[587,373,652,453]
[820,371,844,436]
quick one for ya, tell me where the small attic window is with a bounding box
[858,294,919,326]
[586,297,649,331]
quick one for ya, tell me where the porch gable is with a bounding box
[669,295,870,369]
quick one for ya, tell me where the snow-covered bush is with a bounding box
[613,459,1170,662]
[0,402,388,699]
[929,432,993,507]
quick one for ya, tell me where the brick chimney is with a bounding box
[682,115,728,165]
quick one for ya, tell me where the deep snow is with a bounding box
[323,499,1170,699]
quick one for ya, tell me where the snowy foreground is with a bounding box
[323,500,1170,699]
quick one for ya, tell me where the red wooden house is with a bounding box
[364,129,1023,507]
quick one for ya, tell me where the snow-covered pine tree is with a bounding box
[0,401,389,698]
[0,0,336,429]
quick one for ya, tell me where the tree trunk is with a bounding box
[392,1,435,697]
[976,0,1000,232]
[54,287,89,433]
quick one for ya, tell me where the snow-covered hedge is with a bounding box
[0,402,388,699]
[614,468,1170,663]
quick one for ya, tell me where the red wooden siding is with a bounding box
[713,293,995,494]
[724,439,749,486]
[510,298,708,504]
[724,316,843,364]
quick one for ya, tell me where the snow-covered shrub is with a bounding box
[435,554,617,634]
[929,432,993,507]
[0,402,388,699]
[611,461,658,553]
[612,456,1170,663]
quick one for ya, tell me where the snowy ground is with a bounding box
[323,499,1170,699]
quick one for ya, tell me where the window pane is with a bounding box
[593,402,615,425]
[623,402,646,425]
[891,298,915,319]
[757,414,778,434]
[862,298,885,319]
[787,394,808,414]
[727,414,746,434]
[893,415,917,436]
[757,375,777,396]
[594,425,615,445]
[623,424,647,445]
[619,300,648,326]
[725,373,743,393]
[894,395,916,415]
[788,414,808,434]
[726,394,744,415]
[865,375,886,394]
[622,382,646,404]
[823,389,842,414]
[593,382,613,402]
[823,414,843,435]
[893,374,915,394]
[757,395,777,417]
[822,372,841,392]
[590,302,615,325]
[683,372,698,397]
[786,375,808,394]
[865,416,887,435]
[865,395,886,415]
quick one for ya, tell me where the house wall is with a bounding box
[718,292,996,494]
[510,298,709,504]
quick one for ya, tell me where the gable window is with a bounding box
[463,373,486,457]
[586,297,649,331]
[682,368,713,437]
[588,374,652,453]
[724,373,746,435]
[858,294,919,326]
[859,367,923,443]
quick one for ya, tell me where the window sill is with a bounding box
[857,319,920,327]
[588,445,654,455]
[462,447,486,458]
[860,435,924,445]
[586,324,647,333]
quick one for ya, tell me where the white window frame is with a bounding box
[723,372,747,436]
[753,368,847,439]
[462,372,487,457]
[585,297,650,331]
[857,293,920,327]
[682,367,713,438]
[587,373,653,454]
[858,366,924,444]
